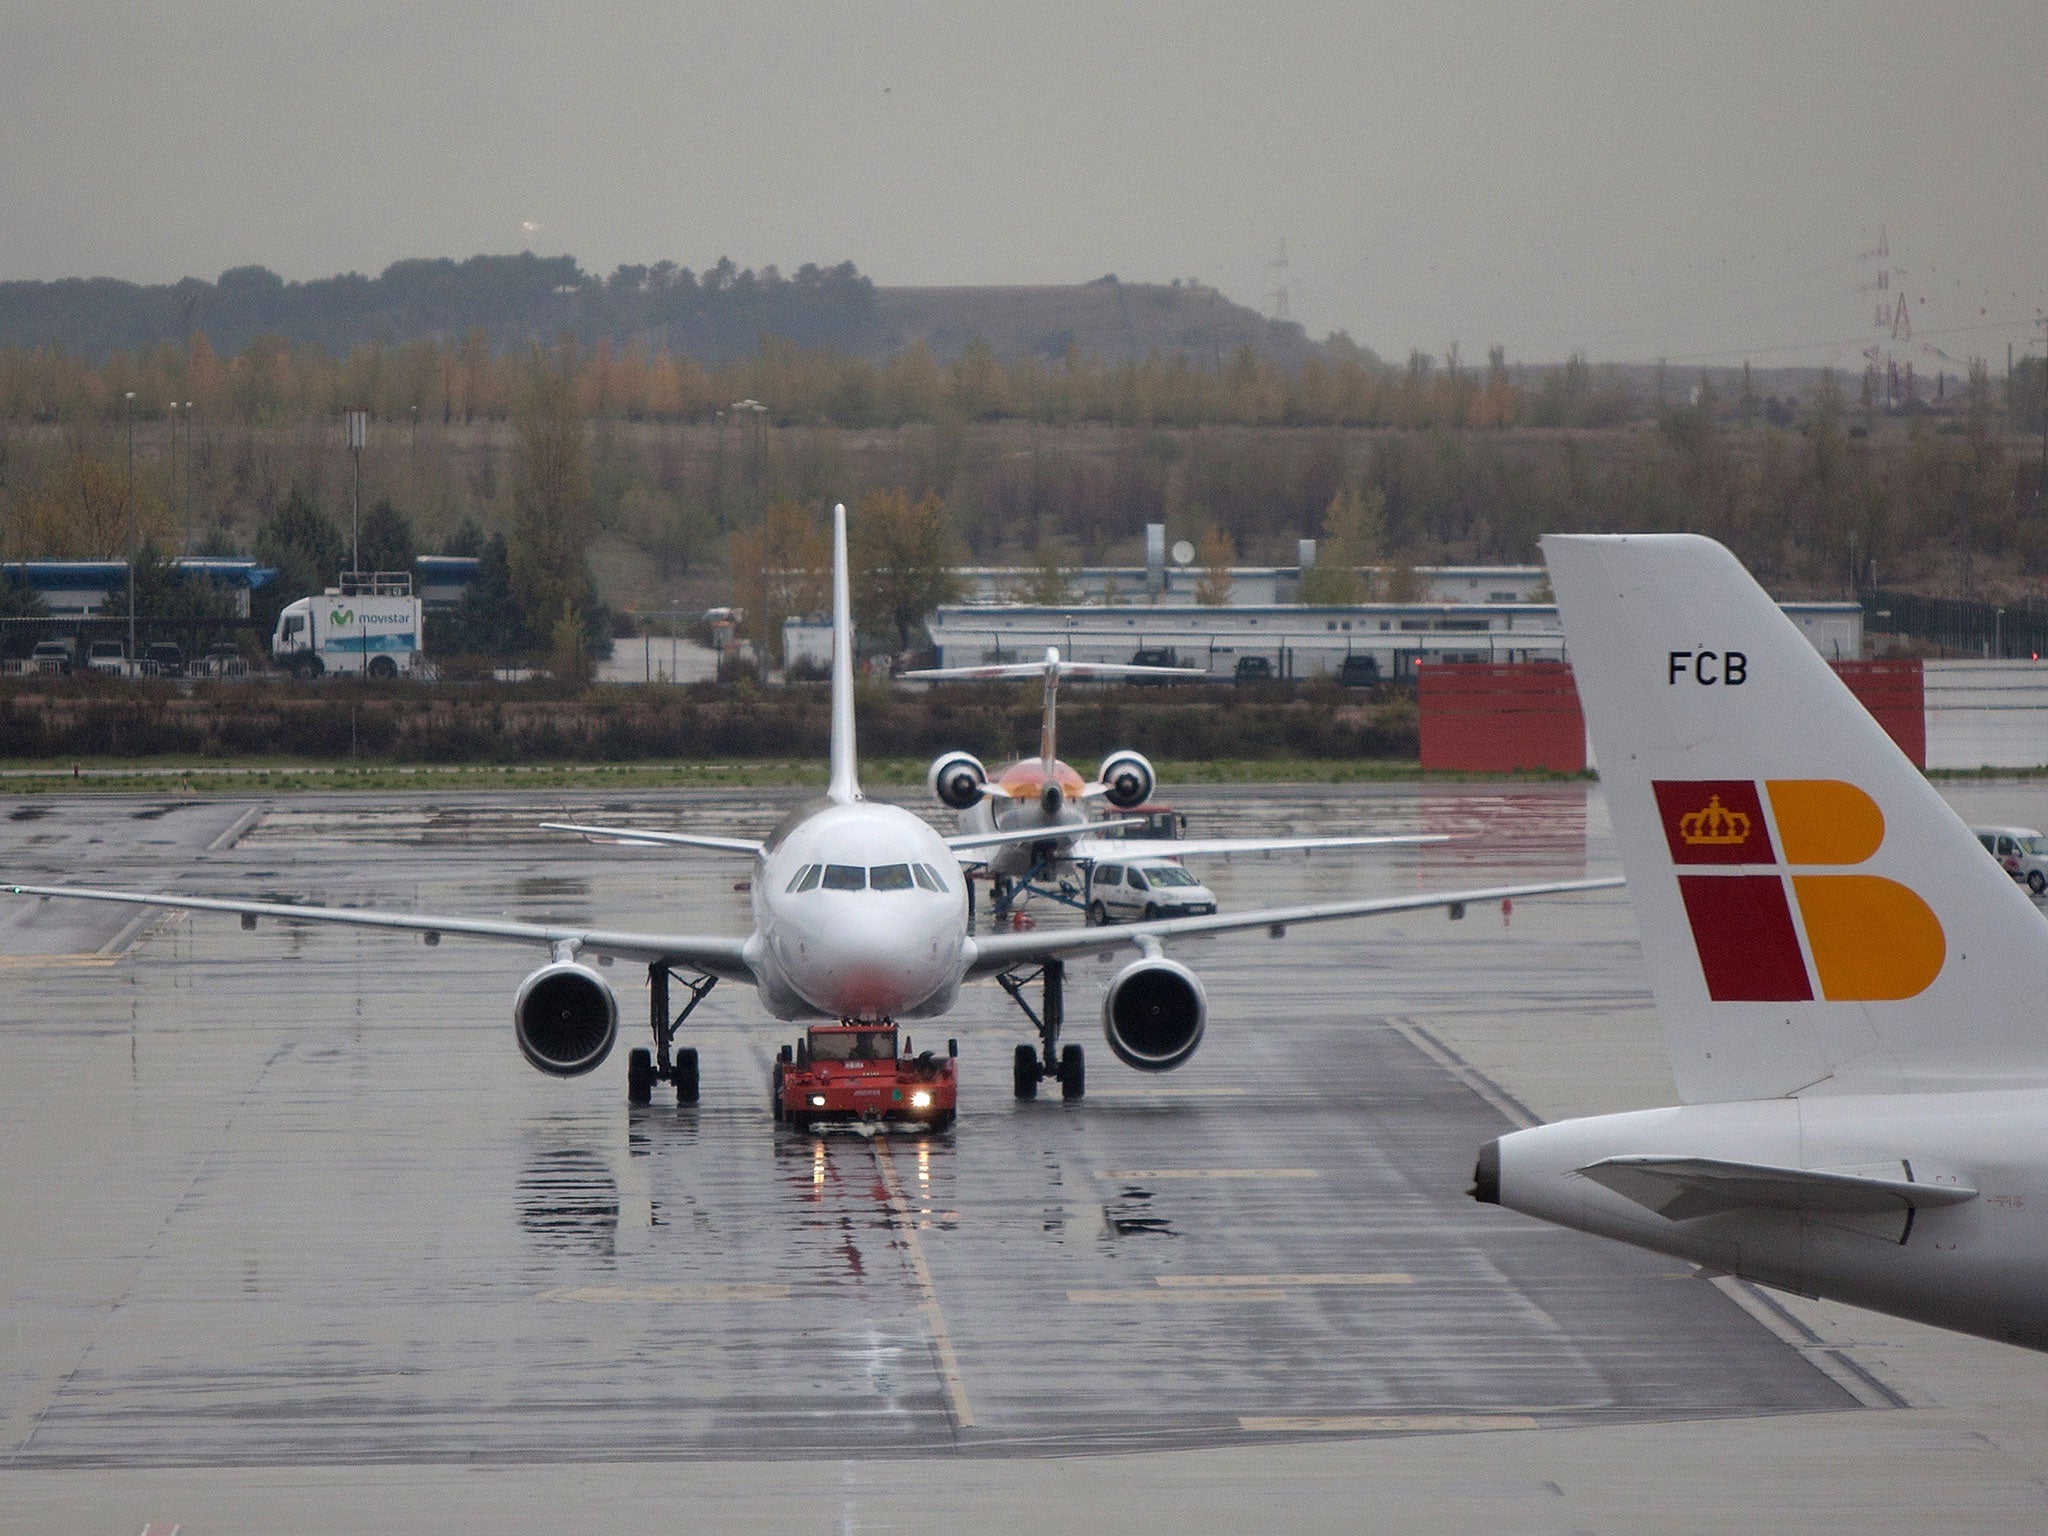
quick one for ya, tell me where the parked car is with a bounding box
[1971,825,2048,894]
[85,639,129,677]
[1337,654,1382,688]
[28,637,74,675]
[1086,858,1218,924]
[199,640,246,678]
[1233,655,1274,685]
[141,641,184,678]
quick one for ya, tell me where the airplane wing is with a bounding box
[540,822,764,856]
[963,875,1624,976]
[1066,832,1454,861]
[945,818,1147,852]
[3,882,757,981]
[1575,1155,1979,1221]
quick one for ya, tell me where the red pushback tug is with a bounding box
[773,1023,958,1132]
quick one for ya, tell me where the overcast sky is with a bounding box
[3,2,2044,369]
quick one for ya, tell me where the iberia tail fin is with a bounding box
[1545,533,2048,1102]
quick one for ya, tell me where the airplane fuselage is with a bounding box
[1486,1088,2048,1351]
[963,758,1092,880]
[745,797,969,1021]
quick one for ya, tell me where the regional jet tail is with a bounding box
[1478,533,2048,1351]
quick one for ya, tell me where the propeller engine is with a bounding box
[928,751,988,811]
[1096,749,1155,811]
[514,961,619,1077]
[1101,956,1207,1071]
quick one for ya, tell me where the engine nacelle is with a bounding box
[1096,749,1155,811]
[1102,956,1207,1072]
[928,751,988,811]
[514,961,618,1077]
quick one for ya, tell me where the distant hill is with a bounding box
[0,253,1314,367]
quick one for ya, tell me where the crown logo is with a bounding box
[1679,794,1751,846]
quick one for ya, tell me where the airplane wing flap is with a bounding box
[1576,1155,1978,1221]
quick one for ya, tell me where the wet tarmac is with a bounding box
[0,783,1867,1480]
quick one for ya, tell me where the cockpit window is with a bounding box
[869,863,914,892]
[786,863,820,893]
[796,863,824,891]
[821,864,866,891]
[912,862,947,892]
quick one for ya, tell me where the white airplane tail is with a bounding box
[1546,533,2048,1102]
[827,503,861,804]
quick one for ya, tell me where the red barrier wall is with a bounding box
[1418,661,1586,772]
[1418,657,1927,772]
[1830,658,1925,767]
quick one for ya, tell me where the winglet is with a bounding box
[827,502,861,804]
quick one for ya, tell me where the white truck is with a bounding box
[271,573,423,679]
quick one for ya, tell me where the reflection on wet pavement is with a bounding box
[0,784,1860,1467]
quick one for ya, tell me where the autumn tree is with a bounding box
[729,499,830,663]
[1296,486,1384,604]
[850,488,964,651]
[6,448,172,559]
[507,364,597,643]
[1193,524,1235,605]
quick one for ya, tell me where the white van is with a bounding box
[1086,859,1218,924]
[1972,825,2048,895]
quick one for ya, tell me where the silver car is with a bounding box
[1087,859,1218,924]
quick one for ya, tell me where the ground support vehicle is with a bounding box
[1973,825,2048,895]
[271,572,423,678]
[85,640,130,677]
[772,1023,957,1132]
[1086,859,1218,925]
[28,637,73,675]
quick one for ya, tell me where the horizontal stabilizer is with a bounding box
[539,822,763,856]
[1576,1154,1977,1222]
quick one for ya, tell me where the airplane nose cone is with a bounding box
[801,903,955,1018]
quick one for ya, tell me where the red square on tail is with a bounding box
[1677,875,1813,1002]
[1653,780,1776,866]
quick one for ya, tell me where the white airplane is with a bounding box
[4,506,1614,1109]
[1477,531,2048,1352]
[905,647,1448,916]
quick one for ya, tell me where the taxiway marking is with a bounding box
[1096,1168,1321,1181]
[875,1138,975,1431]
[1069,1288,1290,1304]
[540,1283,791,1304]
[1239,1413,1541,1434]
[1155,1273,1412,1288]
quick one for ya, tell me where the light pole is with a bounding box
[183,402,194,532]
[345,407,368,580]
[166,401,182,541]
[124,391,136,666]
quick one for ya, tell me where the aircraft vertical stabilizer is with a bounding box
[827,502,862,805]
[1544,533,2048,1102]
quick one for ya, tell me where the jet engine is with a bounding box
[514,961,619,1077]
[1101,956,1207,1071]
[1096,749,1155,810]
[928,752,988,811]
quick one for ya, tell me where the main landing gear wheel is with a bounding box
[673,1046,699,1105]
[1059,1043,1085,1101]
[1013,1043,1040,1100]
[627,1047,654,1105]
